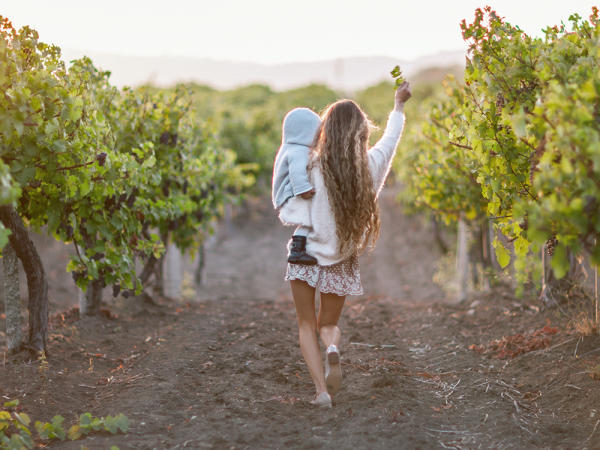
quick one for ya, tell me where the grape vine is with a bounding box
[0,16,253,352]
[396,7,600,285]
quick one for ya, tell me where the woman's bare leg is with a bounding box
[290,280,327,395]
[318,292,346,394]
[317,292,346,347]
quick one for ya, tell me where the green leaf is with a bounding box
[15,167,35,185]
[114,413,129,432]
[9,432,34,449]
[47,208,61,233]
[35,421,52,440]
[51,416,66,440]
[511,108,527,137]
[79,412,92,427]
[91,417,102,431]
[14,412,31,427]
[493,239,511,268]
[13,120,24,137]
[513,236,530,257]
[52,140,66,153]
[3,400,19,408]
[103,416,118,434]
[68,424,82,440]
[68,98,84,122]
[141,155,156,169]
[79,179,91,197]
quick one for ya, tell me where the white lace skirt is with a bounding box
[285,254,363,297]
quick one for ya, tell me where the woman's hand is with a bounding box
[394,81,412,111]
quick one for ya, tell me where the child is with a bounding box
[272,107,321,265]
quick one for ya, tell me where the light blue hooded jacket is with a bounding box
[272,107,322,209]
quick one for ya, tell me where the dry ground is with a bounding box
[2,191,600,449]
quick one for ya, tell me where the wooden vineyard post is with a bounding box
[194,243,205,287]
[223,203,234,239]
[539,240,560,308]
[488,220,499,271]
[539,244,555,308]
[79,280,103,316]
[164,242,183,299]
[595,263,598,333]
[3,243,22,353]
[541,246,547,301]
[456,217,469,303]
[594,240,600,334]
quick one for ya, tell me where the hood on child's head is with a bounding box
[282,108,322,147]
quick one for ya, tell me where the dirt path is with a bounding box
[3,191,600,449]
[198,189,446,305]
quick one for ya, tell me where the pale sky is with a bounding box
[2,0,599,64]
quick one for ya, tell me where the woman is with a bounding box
[284,83,412,407]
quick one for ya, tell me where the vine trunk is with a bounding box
[0,205,48,355]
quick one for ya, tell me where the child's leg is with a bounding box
[294,226,310,237]
[288,226,317,265]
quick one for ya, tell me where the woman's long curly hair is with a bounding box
[312,99,380,256]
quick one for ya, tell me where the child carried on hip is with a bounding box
[271,107,321,265]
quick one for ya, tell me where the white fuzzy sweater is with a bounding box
[304,109,405,266]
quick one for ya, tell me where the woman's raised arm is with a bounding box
[368,82,412,194]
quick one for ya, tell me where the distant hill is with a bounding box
[60,50,466,91]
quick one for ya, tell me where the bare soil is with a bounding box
[2,190,600,449]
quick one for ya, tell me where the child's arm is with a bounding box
[288,147,314,198]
